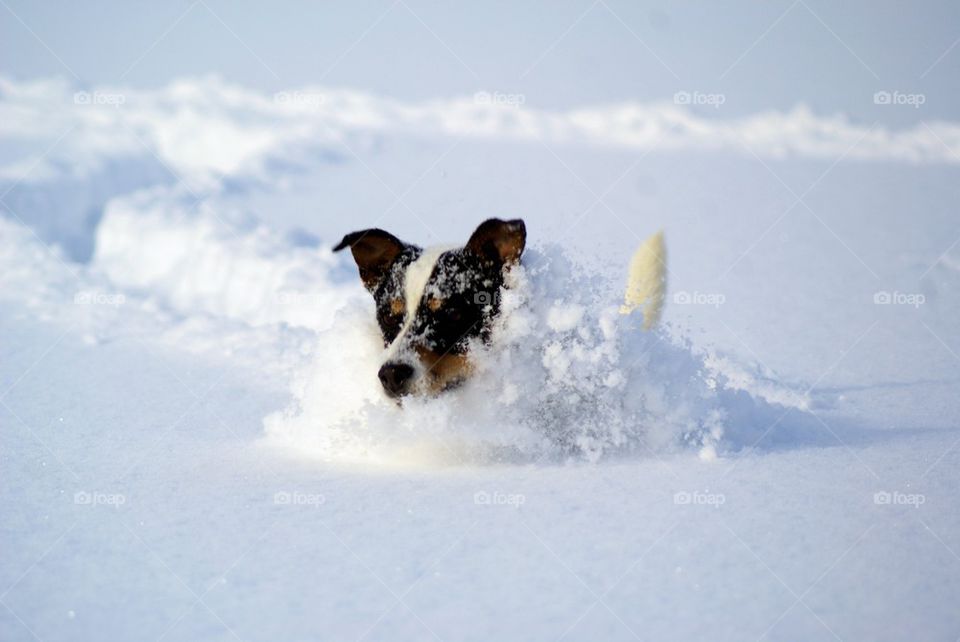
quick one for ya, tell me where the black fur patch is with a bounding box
[372,245,422,345]
[404,249,505,355]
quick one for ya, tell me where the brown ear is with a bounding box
[333,228,408,291]
[465,218,526,267]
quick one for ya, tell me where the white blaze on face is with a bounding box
[382,245,454,365]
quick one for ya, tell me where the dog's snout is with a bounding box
[378,362,415,397]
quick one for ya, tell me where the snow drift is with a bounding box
[263,240,816,465]
[5,70,960,641]
[0,75,899,466]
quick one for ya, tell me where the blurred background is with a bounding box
[3,0,959,126]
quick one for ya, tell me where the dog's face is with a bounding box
[334,218,526,398]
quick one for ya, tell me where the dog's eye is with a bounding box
[426,297,443,312]
[390,298,405,316]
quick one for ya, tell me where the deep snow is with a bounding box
[2,75,960,641]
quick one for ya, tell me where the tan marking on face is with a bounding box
[390,298,405,316]
[426,296,443,312]
[415,347,473,394]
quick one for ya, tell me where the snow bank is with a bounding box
[1,75,878,466]
[94,186,364,331]
[0,174,808,465]
[3,75,960,191]
[6,74,960,277]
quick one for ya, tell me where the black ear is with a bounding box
[465,218,526,267]
[333,228,408,291]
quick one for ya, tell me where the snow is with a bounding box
[2,72,960,642]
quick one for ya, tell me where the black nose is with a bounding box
[378,362,415,397]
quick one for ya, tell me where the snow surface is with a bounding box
[2,75,960,641]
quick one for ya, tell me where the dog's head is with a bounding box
[334,218,526,398]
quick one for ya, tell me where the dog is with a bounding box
[334,218,526,398]
[335,218,666,399]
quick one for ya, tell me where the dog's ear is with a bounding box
[333,229,408,291]
[465,218,526,268]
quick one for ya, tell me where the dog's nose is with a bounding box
[378,362,415,397]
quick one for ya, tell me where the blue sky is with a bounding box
[2,0,959,126]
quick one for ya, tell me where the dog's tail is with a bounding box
[619,230,667,330]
